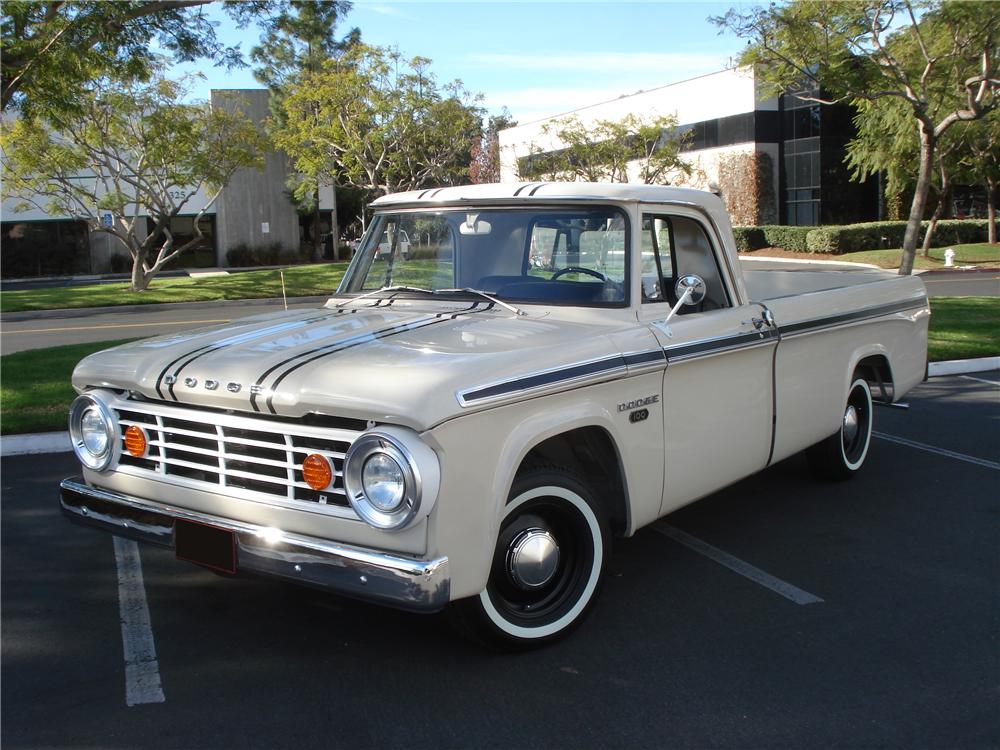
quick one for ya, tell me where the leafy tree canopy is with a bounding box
[1,73,266,290]
[1,0,278,117]
[272,44,485,197]
[521,113,691,185]
[714,0,998,274]
[251,0,355,91]
[470,110,516,184]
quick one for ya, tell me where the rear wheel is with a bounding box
[450,468,609,650]
[807,376,873,481]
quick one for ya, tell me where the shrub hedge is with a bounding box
[732,225,811,252]
[736,219,991,254]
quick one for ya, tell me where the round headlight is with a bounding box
[362,453,406,512]
[69,393,118,471]
[343,429,439,532]
[81,407,110,455]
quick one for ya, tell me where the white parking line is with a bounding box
[959,374,1000,386]
[113,537,165,706]
[652,523,824,605]
[874,432,1000,471]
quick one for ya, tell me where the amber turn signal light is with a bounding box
[302,453,333,490]
[124,425,147,457]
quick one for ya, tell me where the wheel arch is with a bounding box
[491,409,632,538]
[848,346,896,403]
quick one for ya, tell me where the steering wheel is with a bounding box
[551,266,608,282]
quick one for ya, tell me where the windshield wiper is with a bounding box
[335,285,436,308]
[336,285,526,317]
[438,288,526,317]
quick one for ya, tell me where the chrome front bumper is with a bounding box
[60,478,450,612]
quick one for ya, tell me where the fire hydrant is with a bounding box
[944,248,955,267]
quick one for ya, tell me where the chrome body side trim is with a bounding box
[457,354,629,406]
[663,328,779,362]
[60,478,450,612]
[778,300,927,337]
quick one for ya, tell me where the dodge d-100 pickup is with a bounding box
[61,183,929,648]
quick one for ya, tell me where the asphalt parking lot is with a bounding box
[2,373,998,749]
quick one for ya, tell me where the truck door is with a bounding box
[638,211,777,514]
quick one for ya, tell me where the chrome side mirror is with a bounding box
[662,274,709,327]
[674,275,707,306]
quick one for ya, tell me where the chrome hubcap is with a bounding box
[843,405,860,444]
[506,528,560,589]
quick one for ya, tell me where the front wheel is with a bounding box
[806,376,874,481]
[450,468,609,650]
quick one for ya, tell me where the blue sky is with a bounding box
[174,1,754,124]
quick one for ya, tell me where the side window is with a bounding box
[670,216,729,310]
[640,215,675,303]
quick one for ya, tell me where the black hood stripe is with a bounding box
[262,302,495,414]
[164,310,343,401]
[247,309,448,411]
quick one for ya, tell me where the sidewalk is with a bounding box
[2,357,996,458]
[1,294,330,323]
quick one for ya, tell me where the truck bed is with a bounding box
[741,257,895,301]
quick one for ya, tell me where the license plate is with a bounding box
[175,519,237,574]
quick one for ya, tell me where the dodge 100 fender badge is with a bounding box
[618,395,659,412]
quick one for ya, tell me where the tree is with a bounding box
[714,0,999,274]
[1,1,277,117]
[954,115,1000,243]
[251,0,354,260]
[1,74,266,290]
[470,110,516,184]
[272,44,484,198]
[847,96,964,255]
[521,113,691,185]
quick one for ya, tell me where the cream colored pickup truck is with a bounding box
[61,183,929,648]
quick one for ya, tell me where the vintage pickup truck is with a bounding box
[61,183,929,648]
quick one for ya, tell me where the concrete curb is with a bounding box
[739,256,883,270]
[1,295,330,322]
[4,357,996,457]
[927,357,1000,378]
[1,431,71,457]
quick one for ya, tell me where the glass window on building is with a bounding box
[150,215,216,268]
[782,91,823,226]
[1,220,90,278]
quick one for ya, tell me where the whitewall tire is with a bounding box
[807,376,874,481]
[450,468,610,650]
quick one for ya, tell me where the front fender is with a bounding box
[422,373,665,600]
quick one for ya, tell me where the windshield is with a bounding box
[338,207,629,307]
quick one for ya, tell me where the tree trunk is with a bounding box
[899,127,935,276]
[130,255,151,291]
[988,178,997,244]
[921,153,951,257]
[331,183,339,261]
[312,186,322,263]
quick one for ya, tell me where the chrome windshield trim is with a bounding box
[60,478,450,612]
[457,354,629,407]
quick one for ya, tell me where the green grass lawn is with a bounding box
[0,260,456,313]
[0,263,351,313]
[841,243,1000,270]
[1,339,136,435]
[926,296,1000,362]
[2,296,996,436]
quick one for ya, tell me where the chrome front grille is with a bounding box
[112,398,362,518]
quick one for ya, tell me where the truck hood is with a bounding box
[72,300,642,429]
